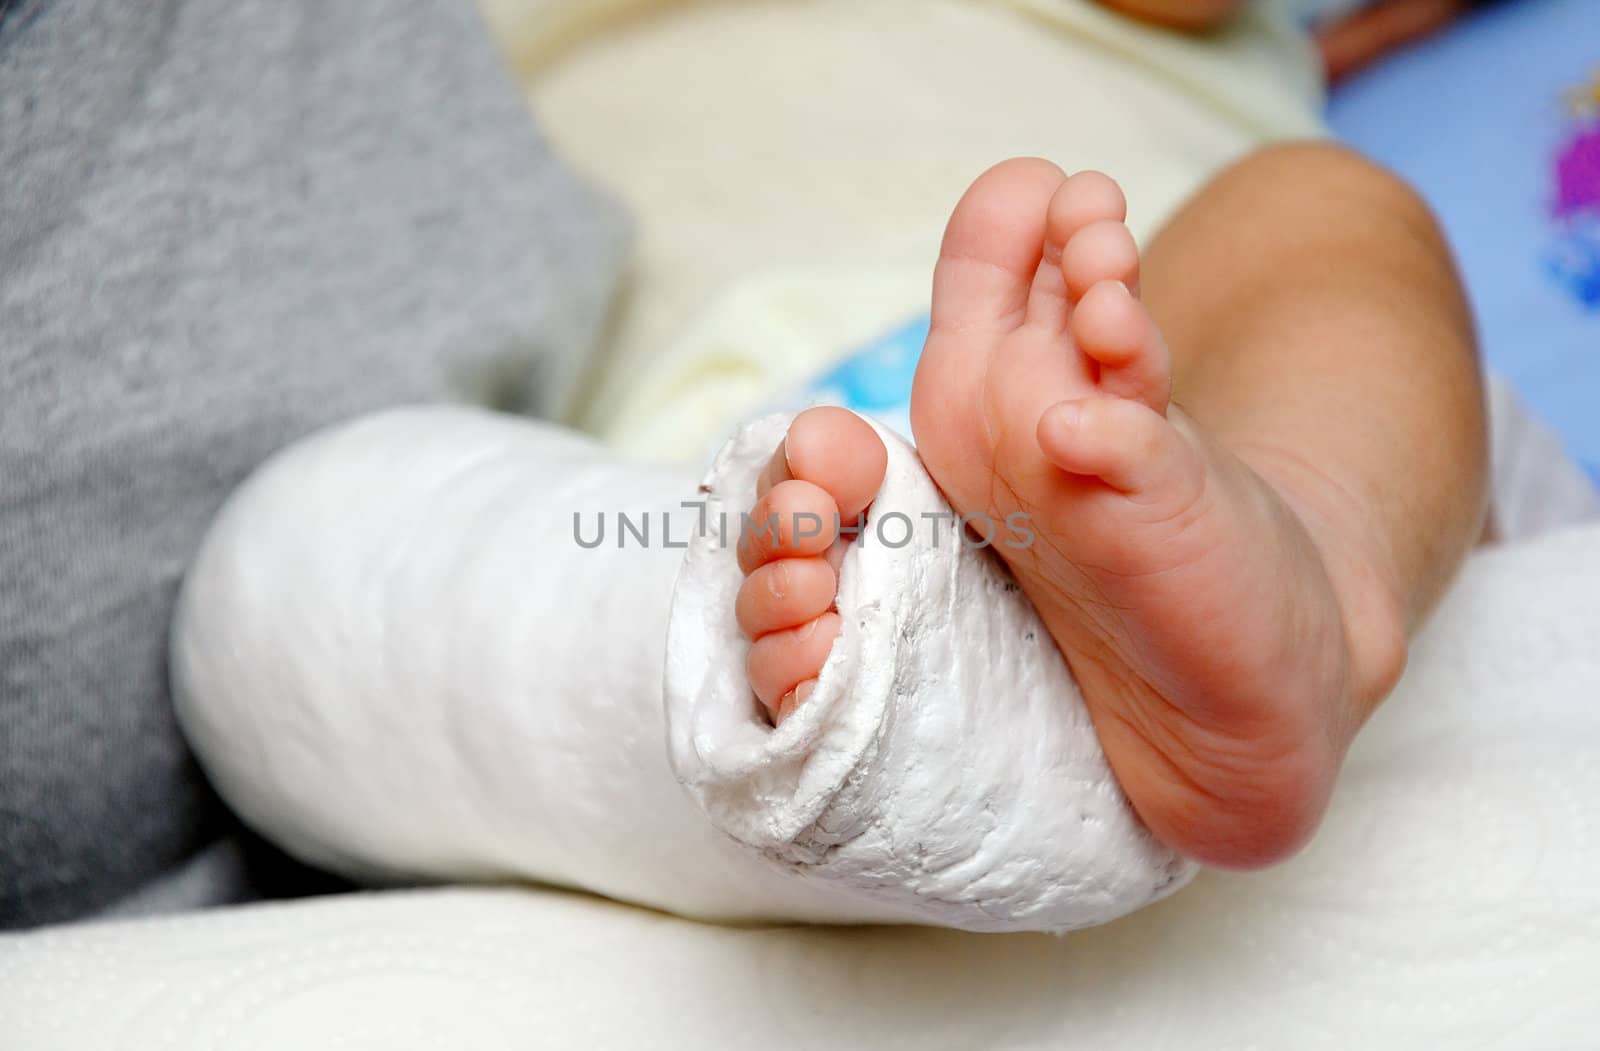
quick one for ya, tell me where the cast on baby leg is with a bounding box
[170,403,1189,935]
[671,408,1193,932]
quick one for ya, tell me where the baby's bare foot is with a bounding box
[907,159,1389,868]
[735,407,887,724]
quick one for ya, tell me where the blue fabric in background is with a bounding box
[1327,0,1600,486]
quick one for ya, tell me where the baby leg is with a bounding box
[751,146,1485,869]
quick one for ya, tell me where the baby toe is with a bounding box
[735,558,839,639]
[746,612,843,715]
[782,407,888,523]
[738,479,840,574]
[1072,280,1171,412]
[1061,219,1140,300]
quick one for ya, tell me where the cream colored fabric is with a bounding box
[482,0,1324,460]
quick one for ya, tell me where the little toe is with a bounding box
[735,558,839,639]
[1061,218,1141,301]
[747,612,843,715]
[1027,171,1129,331]
[1072,280,1172,413]
[1036,396,1194,495]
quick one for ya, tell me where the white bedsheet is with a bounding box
[5,519,1597,1049]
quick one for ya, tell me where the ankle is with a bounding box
[1237,442,1410,729]
[1321,535,1409,731]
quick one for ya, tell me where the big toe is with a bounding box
[758,406,888,523]
[931,158,1068,333]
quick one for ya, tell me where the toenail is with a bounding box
[1049,402,1083,430]
[776,680,815,723]
[767,561,789,600]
